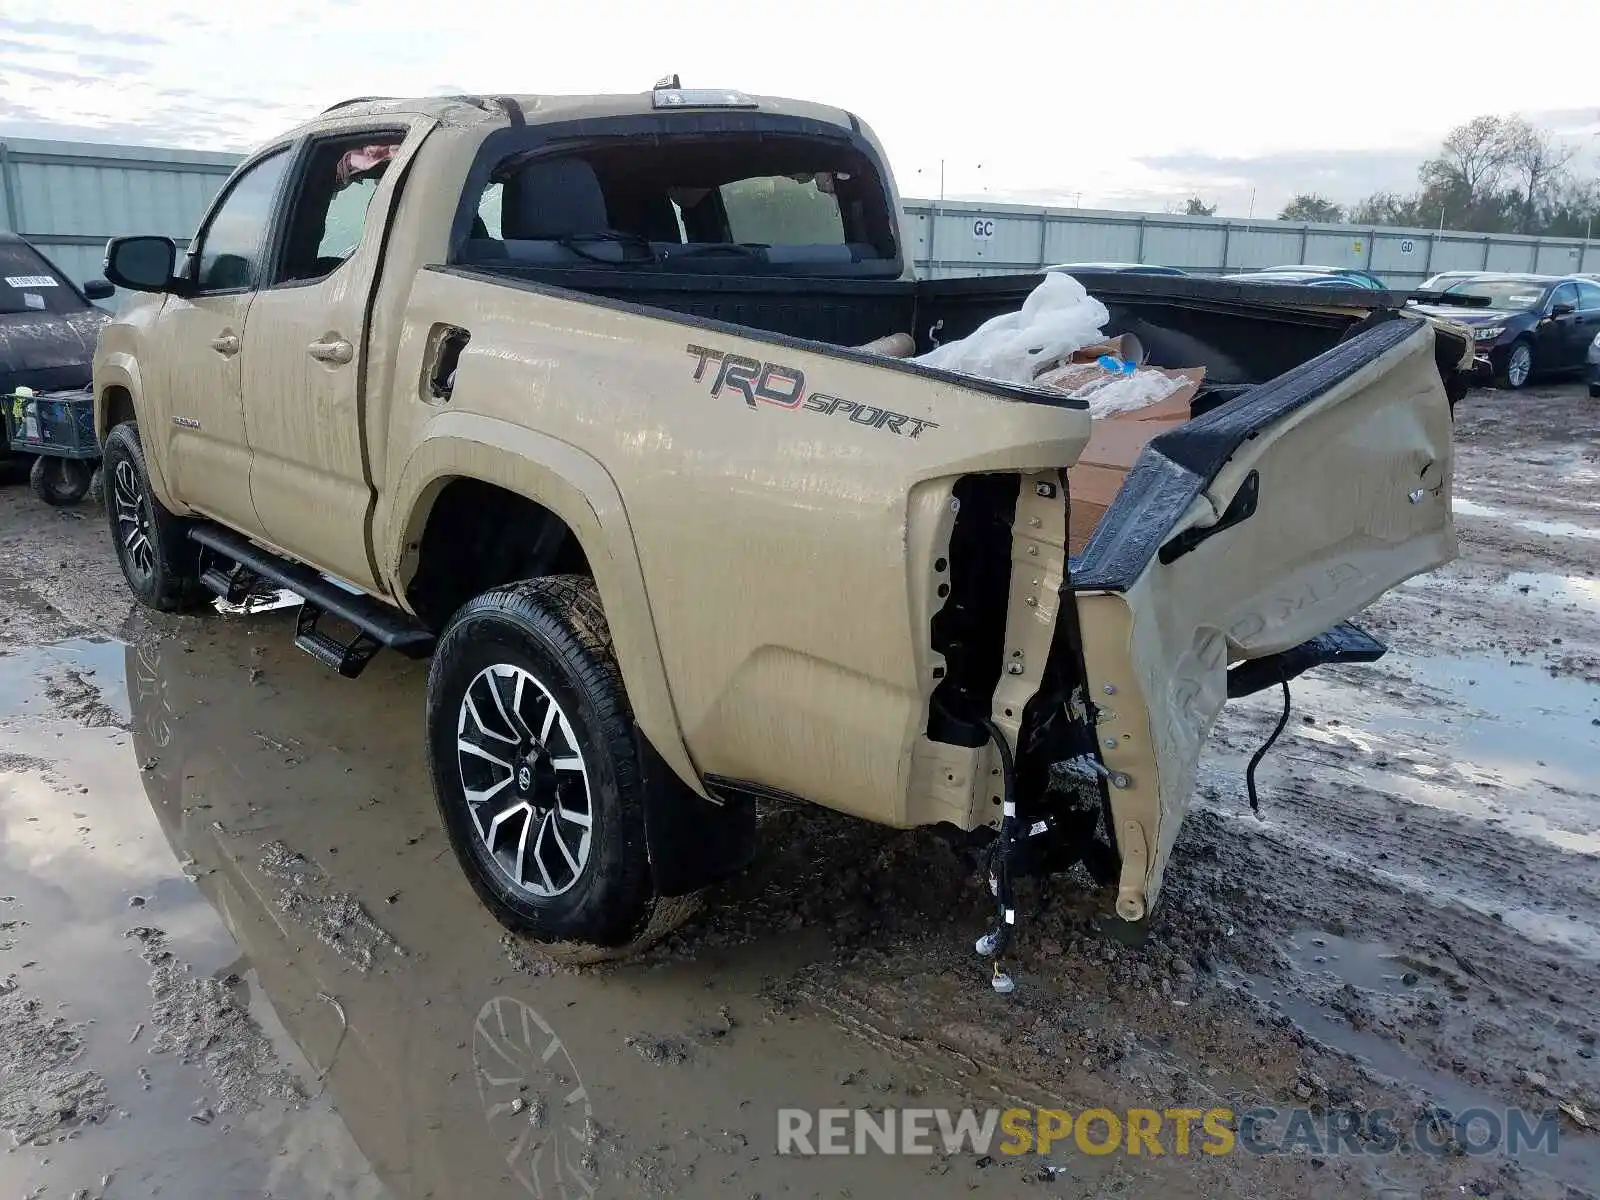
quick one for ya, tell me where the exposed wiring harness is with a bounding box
[975,716,1019,992]
[1245,679,1293,815]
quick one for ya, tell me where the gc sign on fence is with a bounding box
[971,217,996,241]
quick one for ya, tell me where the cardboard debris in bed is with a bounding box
[1033,338,1206,555]
[855,327,1206,554]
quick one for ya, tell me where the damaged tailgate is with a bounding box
[1066,315,1455,922]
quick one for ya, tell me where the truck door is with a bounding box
[141,145,295,532]
[237,122,425,592]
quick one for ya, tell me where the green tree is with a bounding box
[1278,193,1345,223]
[1182,196,1217,216]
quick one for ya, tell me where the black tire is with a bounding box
[87,462,104,507]
[29,455,92,506]
[1495,339,1533,390]
[1589,384,1599,399]
[425,575,688,956]
[101,422,209,612]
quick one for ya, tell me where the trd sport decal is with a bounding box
[685,344,940,439]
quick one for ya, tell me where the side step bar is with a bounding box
[1225,621,1386,699]
[189,525,435,678]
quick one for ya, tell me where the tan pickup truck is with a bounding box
[93,86,1472,962]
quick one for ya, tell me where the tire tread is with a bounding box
[102,422,208,612]
[426,575,689,953]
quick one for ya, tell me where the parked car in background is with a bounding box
[1,231,114,481]
[1257,265,1389,289]
[1224,266,1388,290]
[1587,330,1599,398]
[1417,270,1482,292]
[1045,262,1188,276]
[1410,274,1600,389]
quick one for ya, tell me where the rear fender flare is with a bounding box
[384,412,708,811]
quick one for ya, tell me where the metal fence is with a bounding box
[0,136,238,300]
[4,135,1596,296]
[903,198,1599,287]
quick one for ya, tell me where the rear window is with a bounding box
[461,132,899,275]
[0,241,90,316]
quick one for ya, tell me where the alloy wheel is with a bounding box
[455,664,593,898]
[113,459,156,581]
[1507,343,1532,388]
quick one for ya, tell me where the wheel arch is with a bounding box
[95,355,185,513]
[384,413,707,807]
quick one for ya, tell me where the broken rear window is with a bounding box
[461,133,898,275]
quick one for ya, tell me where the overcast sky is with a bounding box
[3,0,1597,218]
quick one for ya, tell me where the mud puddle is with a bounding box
[1402,567,1600,616]
[0,639,382,1198]
[1234,649,1599,854]
[1226,923,1600,1190]
[1454,496,1600,541]
[8,621,1180,1199]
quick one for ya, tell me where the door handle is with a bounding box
[307,336,354,365]
[210,332,240,356]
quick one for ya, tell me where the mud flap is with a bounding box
[1070,316,1455,923]
[636,734,758,897]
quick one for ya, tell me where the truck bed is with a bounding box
[450,262,1446,396]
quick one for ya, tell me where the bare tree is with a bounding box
[1419,115,1512,200]
[1499,117,1577,233]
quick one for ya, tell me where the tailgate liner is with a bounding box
[1070,316,1423,592]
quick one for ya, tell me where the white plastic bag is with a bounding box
[911,272,1110,385]
[1075,369,1187,418]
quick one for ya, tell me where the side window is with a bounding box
[193,148,293,292]
[276,134,405,284]
[1550,282,1579,311]
[1575,280,1600,311]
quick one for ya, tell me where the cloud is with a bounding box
[1,61,102,87]
[2,18,166,45]
[71,52,155,75]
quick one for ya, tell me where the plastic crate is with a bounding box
[4,388,99,459]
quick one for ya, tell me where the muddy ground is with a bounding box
[0,382,1596,1199]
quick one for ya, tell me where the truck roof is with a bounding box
[289,89,861,139]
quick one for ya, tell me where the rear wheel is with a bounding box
[1496,339,1533,389]
[101,423,209,612]
[1589,383,1599,399]
[29,456,92,506]
[425,575,693,959]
